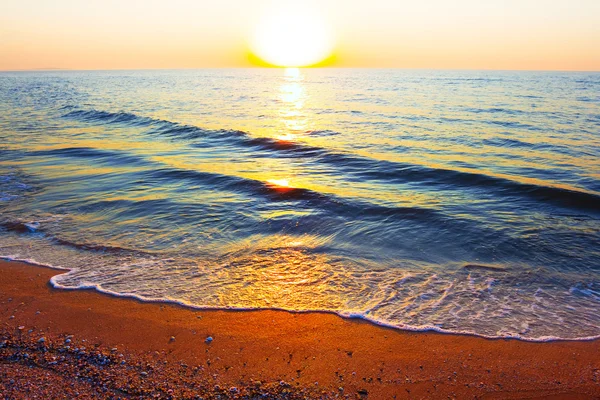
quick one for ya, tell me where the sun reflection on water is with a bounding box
[278,68,307,133]
[266,178,291,188]
[275,132,297,141]
[262,69,309,192]
[284,67,301,79]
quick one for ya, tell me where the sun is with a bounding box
[250,4,334,68]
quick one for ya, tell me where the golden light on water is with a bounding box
[275,133,297,142]
[278,67,307,133]
[250,4,334,67]
[264,68,305,190]
[266,178,291,188]
[284,67,301,78]
[279,82,304,104]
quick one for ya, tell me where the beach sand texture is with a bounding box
[1,260,599,399]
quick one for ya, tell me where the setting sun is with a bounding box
[250,4,334,67]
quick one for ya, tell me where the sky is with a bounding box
[1,0,599,71]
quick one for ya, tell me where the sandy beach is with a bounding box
[0,259,598,398]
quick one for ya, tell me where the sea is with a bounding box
[0,68,598,341]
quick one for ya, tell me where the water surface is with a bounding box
[0,69,599,340]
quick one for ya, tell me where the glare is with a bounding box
[267,178,291,188]
[251,4,334,67]
[276,133,297,141]
[280,82,304,104]
[284,67,301,78]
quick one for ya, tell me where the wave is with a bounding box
[31,147,151,166]
[32,145,591,246]
[0,219,155,255]
[0,166,457,240]
[1,255,598,343]
[480,138,579,157]
[62,108,600,213]
[465,107,525,115]
[6,145,598,273]
[3,145,447,223]
[145,167,445,224]
[305,129,341,136]
[63,109,157,126]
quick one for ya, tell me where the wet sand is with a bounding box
[1,259,599,399]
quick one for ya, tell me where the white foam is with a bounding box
[2,255,599,343]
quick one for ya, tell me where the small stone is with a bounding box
[170,336,176,342]
[38,337,46,343]
[9,315,14,319]
[18,326,24,330]
[205,336,213,344]
[140,371,148,377]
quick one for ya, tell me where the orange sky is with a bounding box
[1,0,599,71]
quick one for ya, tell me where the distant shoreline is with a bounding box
[1,259,599,398]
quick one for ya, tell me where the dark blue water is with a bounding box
[0,69,599,340]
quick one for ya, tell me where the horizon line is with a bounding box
[1,66,599,73]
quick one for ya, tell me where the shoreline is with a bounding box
[7,256,599,344]
[1,259,599,398]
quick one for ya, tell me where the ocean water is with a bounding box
[0,68,599,341]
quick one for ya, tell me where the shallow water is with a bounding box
[0,68,599,340]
